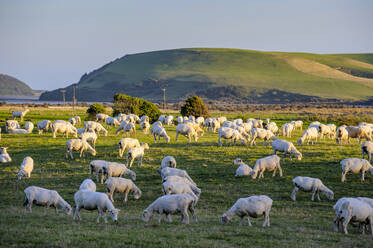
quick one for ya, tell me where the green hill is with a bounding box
[0,74,39,98]
[39,48,373,103]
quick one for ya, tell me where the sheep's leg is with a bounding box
[278,166,283,177]
[369,216,373,235]
[272,168,277,177]
[182,210,190,224]
[102,211,108,224]
[54,206,59,215]
[189,207,197,224]
[158,213,163,223]
[218,136,222,147]
[44,205,49,215]
[341,171,347,182]
[291,187,298,201]
[239,216,244,226]
[119,148,123,158]
[361,171,365,181]
[139,156,143,166]
[109,191,114,202]
[124,189,130,203]
[247,217,252,227]
[166,214,172,223]
[96,208,102,223]
[311,190,316,201]
[343,216,351,234]
[70,151,74,160]
[333,215,340,232]
[316,191,321,201]
[175,132,179,142]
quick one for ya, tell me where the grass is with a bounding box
[0,107,373,247]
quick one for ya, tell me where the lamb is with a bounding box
[291,176,334,201]
[37,120,52,134]
[84,121,108,136]
[17,156,34,180]
[211,119,221,133]
[7,124,33,134]
[23,186,72,215]
[95,113,109,122]
[105,177,142,203]
[6,120,20,131]
[164,115,174,125]
[291,120,303,130]
[160,156,177,169]
[250,155,282,179]
[233,158,252,177]
[361,141,373,161]
[65,139,97,159]
[52,120,77,138]
[176,124,198,142]
[281,123,294,137]
[140,115,149,123]
[265,122,279,135]
[90,160,109,183]
[0,147,12,163]
[73,190,120,223]
[116,121,136,136]
[126,143,149,167]
[80,130,98,148]
[68,117,77,126]
[162,181,201,201]
[151,125,170,143]
[106,117,120,127]
[250,128,276,146]
[218,127,247,146]
[221,195,272,227]
[177,116,184,124]
[196,117,204,126]
[140,120,150,134]
[12,109,29,121]
[163,175,197,187]
[327,124,337,138]
[160,167,196,186]
[118,138,140,158]
[73,116,81,124]
[79,179,96,191]
[336,125,349,144]
[340,158,373,182]
[142,194,197,224]
[102,161,136,181]
[297,127,318,145]
[272,139,302,161]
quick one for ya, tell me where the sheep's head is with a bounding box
[142,210,153,222]
[17,170,26,180]
[0,147,8,153]
[63,204,72,216]
[90,149,97,156]
[134,189,142,200]
[142,143,150,149]
[323,190,334,200]
[297,138,303,146]
[108,208,120,222]
[295,152,302,161]
[221,213,231,225]
[233,158,243,166]
[130,171,136,181]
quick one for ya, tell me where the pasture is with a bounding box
[0,107,372,247]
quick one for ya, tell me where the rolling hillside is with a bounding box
[0,74,39,98]
[39,48,373,103]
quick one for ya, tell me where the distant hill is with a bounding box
[39,48,373,103]
[0,74,39,98]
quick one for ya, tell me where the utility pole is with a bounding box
[72,86,76,111]
[162,88,166,111]
[60,90,66,105]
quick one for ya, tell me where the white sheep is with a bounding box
[196,117,204,126]
[126,143,149,167]
[89,160,109,183]
[105,177,142,203]
[161,156,177,169]
[333,197,356,232]
[79,179,97,191]
[84,121,108,136]
[140,115,149,123]
[162,181,201,201]
[233,158,252,177]
[176,124,198,142]
[0,147,12,163]
[265,122,279,135]
[37,120,52,134]
[52,120,77,138]
[65,139,97,159]
[221,195,272,227]
[297,127,318,145]
[68,117,77,126]
[140,120,150,134]
[250,155,282,179]
[327,124,337,138]
[160,167,196,186]
[103,161,136,181]
[6,119,20,131]
[163,175,197,187]
[106,117,120,127]
[95,113,109,122]
[291,176,334,201]
[361,141,373,161]
[250,128,276,146]
[23,186,72,215]
[272,139,302,161]
[211,119,221,133]
[340,158,373,182]
[17,156,34,180]
[13,109,29,121]
[7,121,34,134]
[80,130,98,148]
[336,125,349,144]
[218,127,247,146]
[164,115,174,125]
[151,125,170,143]
[118,138,140,158]
[73,116,81,124]
[291,120,303,130]
[73,190,120,223]
[281,123,294,137]
[217,116,227,125]
[142,194,197,224]
[116,121,136,136]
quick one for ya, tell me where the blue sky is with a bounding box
[0,0,372,90]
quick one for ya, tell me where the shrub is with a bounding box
[86,103,105,120]
[180,96,209,118]
[112,93,161,122]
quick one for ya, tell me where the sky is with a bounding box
[0,0,372,90]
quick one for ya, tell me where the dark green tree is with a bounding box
[180,96,209,118]
[86,103,105,119]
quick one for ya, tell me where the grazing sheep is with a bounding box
[118,138,140,158]
[186,122,204,136]
[77,128,86,135]
[106,117,120,127]
[73,190,120,223]
[90,160,109,183]
[250,155,282,179]
[221,195,272,227]
[176,124,198,142]
[95,113,109,122]
[265,122,279,135]
[140,115,149,123]
[327,124,337,138]
[105,177,142,203]
[217,116,227,125]
[0,147,11,163]
[340,158,373,182]
[291,120,303,130]
[142,194,197,224]
[140,120,150,134]
[196,117,204,126]
[68,117,77,126]
[127,114,140,123]
[162,181,201,202]
[164,115,174,125]
[218,127,247,146]
[297,127,318,145]
[6,119,20,131]
[73,116,81,124]
[65,139,97,159]
[281,123,294,137]
[158,115,166,123]
[250,128,276,146]
[23,186,72,215]
[291,176,334,201]
[211,119,221,133]
[333,197,356,232]
[345,126,372,144]
[52,120,77,138]
[250,119,264,128]
[115,114,127,123]
[160,167,196,186]
[80,130,98,148]
[79,179,96,191]
[126,143,149,167]
[17,156,34,180]
[233,158,252,177]
[103,161,136,181]
[272,139,302,161]
[163,175,197,187]
[177,116,184,124]
[13,109,29,121]
[37,120,52,134]
[361,141,373,161]
[161,156,177,169]
[116,121,136,136]
[84,121,108,136]
[336,125,349,144]
[151,125,170,143]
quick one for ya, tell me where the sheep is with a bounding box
[158,115,166,123]
[272,139,302,161]
[37,120,52,134]
[281,123,294,137]
[176,124,198,142]
[151,125,170,143]
[327,124,337,138]
[160,167,196,186]
[162,181,201,201]
[186,122,204,136]
[196,117,204,126]
[188,116,196,123]
[7,121,34,134]
[218,127,247,147]
[73,116,81,124]
[105,177,142,203]
[115,113,127,122]
[142,194,197,224]
[90,160,109,183]
[103,161,136,181]
[73,190,120,223]
[116,121,136,136]
[234,126,250,139]
[318,124,333,139]
[177,116,184,124]
[23,186,72,215]
[217,116,227,125]
[297,127,318,145]
[161,156,177,169]
[221,195,272,227]
[251,119,264,128]
[164,115,174,125]
[233,158,252,177]
[68,117,77,126]
[291,176,333,201]
[65,139,97,159]
[0,147,11,163]
[361,141,373,161]
[345,126,372,144]
[140,115,149,123]
[140,120,150,134]
[6,119,20,131]
[265,122,279,135]
[77,128,86,135]
[13,109,29,121]
[336,125,349,144]
[79,179,96,191]
[291,120,303,130]
[309,121,321,128]
[95,113,109,122]
[106,117,120,127]
[250,155,282,179]
[126,143,149,167]
[52,120,77,138]
[333,197,356,232]
[340,158,373,182]
[127,114,140,123]
[80,130,98,148]
[250,128,276,146]
[17,156,34,180]
[163,175,197,187]
[118,138,140,158]
[84,121,108,136]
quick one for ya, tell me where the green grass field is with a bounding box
[0,108,372,247]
